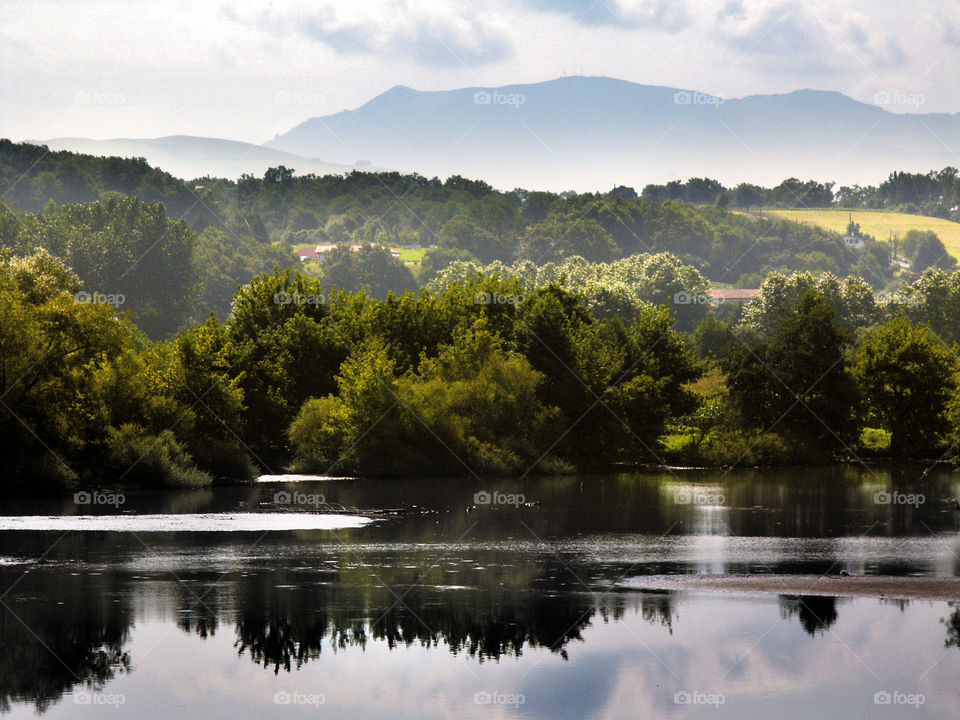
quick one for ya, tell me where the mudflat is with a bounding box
[624,574,960,600]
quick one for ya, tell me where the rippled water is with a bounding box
[0,467,957,718]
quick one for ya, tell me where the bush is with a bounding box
[106,424,212,488]
[288,396,351,473]
[858,427,891,455]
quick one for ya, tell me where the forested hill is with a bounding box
[2,140,953,338]
[0,139,207,223]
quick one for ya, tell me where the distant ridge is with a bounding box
[35,135,364,181]
[266,76,960,191]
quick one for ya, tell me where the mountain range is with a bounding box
[39,77,960,190]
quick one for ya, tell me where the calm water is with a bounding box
[0,467,958,718]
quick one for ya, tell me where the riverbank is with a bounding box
[623,574,960,601]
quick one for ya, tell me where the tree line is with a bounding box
[2,246,958,494]
[640,167,960,221]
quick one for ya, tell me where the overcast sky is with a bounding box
[1,0,957,144]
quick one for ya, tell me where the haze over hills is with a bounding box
[34,136,360,182]
[267,76,960,191]
[33,77,959,191]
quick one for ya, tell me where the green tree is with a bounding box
[904,229,958,272]
[725,292,860,458]
[854,317,957,456]
[225,268,342,461]
[317,244,415,299]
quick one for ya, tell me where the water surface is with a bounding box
[0,467,957,718]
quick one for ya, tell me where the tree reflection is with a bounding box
[943,603,960,649]
[0,573,131,714]
[228,584,603,671]
[778,595,839,636]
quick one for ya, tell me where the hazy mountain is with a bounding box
[266,76,960,191]
[35,136,360,181]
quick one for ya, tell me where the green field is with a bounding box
[762,209,960,259]
[393,247,426,264]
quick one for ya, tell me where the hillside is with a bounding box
[765,209,960,259]
[35,136,360,182]
[267,76,960,191]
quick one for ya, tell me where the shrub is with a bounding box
[106,423,212,488]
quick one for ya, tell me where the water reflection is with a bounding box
[0,573,131,714]
[778,595,840,636]
[0,466,957,717]
[3,556,959,717]
[944,604,960,649]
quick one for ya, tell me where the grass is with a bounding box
[393,247,426,265]
[758,208,960,259]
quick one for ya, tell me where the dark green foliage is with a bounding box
[0,140,205,222]
[902,229,958,273]
[724,292,860,459]
[3,197,201,337]
[854,317,957,456]
[692,314,735,360]
[316,244,416,299]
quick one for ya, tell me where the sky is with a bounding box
[1,0,958,144]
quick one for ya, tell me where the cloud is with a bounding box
[304,16,512,66]
[718,1,911,75]
[221,1,513,66]
[523,0,692,32]
[723,2,827,57]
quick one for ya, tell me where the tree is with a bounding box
[892,269,960,344]
[517,218,619,264]
[724,292,860,458]
[854,317,957,456]
[317,244,415,299]
[903,229,958,273]
[436,214,500,262]
[0,250,215,491]
[225,268,342,461]
[742,271,878,335]
[10,197,201,337]
[419,246,479,282]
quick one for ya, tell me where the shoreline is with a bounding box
[622,574,960,601]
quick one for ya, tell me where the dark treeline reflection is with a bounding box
[1,563,957,713]
[0,571,131,714]
[944,604,960,649]
[778,595,840,636]
[224,563,660,672]
[229,589,666,672]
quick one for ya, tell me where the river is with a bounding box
[0,466,957,718]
